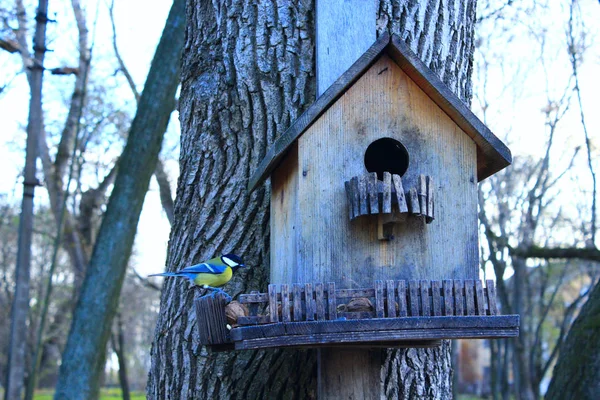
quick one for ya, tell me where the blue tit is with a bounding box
[149,254,245,290]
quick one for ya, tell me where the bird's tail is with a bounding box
[148,272,185,278]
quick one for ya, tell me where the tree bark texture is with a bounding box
[148,0,476,399]
[5,1,48,399]
[53,0,186,398]
[546,280,600,399]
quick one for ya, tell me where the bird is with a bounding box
[149,254,245,293]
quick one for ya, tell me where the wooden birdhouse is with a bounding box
[195,33,518,351]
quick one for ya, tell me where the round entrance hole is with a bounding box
[364,138,409,180]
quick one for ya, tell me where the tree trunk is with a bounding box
[148,1,477,399]
[53,0,185,398]
[111,313,131,400]
[5,1,48,398]
[546,280,600,399]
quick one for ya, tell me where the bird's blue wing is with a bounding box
[178,262,227,275]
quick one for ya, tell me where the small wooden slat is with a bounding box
[195,293,230,345]
[281,284,291,322]
[328,282,337,320]
[465,279,476,316]
[315,283,326,320]
[382,172,392,213]
[431,280,442,316]
[454,280,464,316]
[293,284,302,321]
[392,174,408,213]
[408,280,420,316]
[241,287,379,303]
[358,175,369,215]
[368,172,379,214]
[375,280,385,318]
[248,291,260,316]
[418,175,427,217]
[397,280,407,317]
[475,280,485,316]
[351,177,360,219]
[344,181,355,219]
[305,283,314,321]
[386,280,397,318]
[443,280,454,316]
[426,176,435,224]
[268,284,279,323]
[420,280,431,316]
[486,280,499,315]
[408,188,420,215]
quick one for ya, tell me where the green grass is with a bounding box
[32,388,145,400]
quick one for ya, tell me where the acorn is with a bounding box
[224,301,249,326]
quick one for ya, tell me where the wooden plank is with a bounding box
[420,280,431,316]
[418,175,427,217]
[454,280,464,316]
[240,286,379,303]
[475,280,485,316]
[315,283,326,320]
[268,284,279,323]
[486,280,499,315]
[305,283,314,321]
[231,315,521,341]
[375,280,385,318]
[368,172,379,214]
[386,280,397,318]
[293,284,302,321]
[195,293,230,345]
[443,280,453,316]
[336,288,376,298]
[345,180,354,219]
[465,279,475,316]
[351,177,360,219]
[382,172,392,213]
[328,282,337,320]
[408,188,420,215]
[397,280,407,317]
[281,284,291,322]
[248,291,260,317]
[431,280,442,316]
[426,176,435,223]
[359,174,369,216]
[408,280,420,316]
[392,174,408,213]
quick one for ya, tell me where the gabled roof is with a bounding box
[248,33,511,192]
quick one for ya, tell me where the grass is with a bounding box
[32,388,145,400]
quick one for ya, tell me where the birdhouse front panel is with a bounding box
[270,55,478,287]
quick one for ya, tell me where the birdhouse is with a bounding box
[195,33,518,350]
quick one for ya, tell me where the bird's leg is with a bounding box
[202,285,231,302]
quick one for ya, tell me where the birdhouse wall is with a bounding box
[270,55,478,287]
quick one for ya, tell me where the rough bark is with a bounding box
[5,1,47,398]
[148,1,476,399]
[53,0,186,398]
[546,280,600,399]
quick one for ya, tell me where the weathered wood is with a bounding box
[475,280,485,316]
[268,284,279,323]
[195,294,230,345]
[382,172,392,213]
[407,188,420,216]
[426,176,435,223]
[486,280,499,315]
[408,280,420,316]
[248,33,512,192]
[358,175,369,215]
[281,284,291,323]
[315,283,326,320]
[231,315,521,341]
[375,280,385,318]
[386,280,397,318]
[293,284,302,321]
[454,280,464,316]
[443,280,454,316]
[344,181,355,219]
[305,283,314,321]
[418,175,427,218]
[431,280,442,316]
[328,282,337,320]
[420,280,431,316]
[351,176,360,219]
[368,172,379,214]
[392,174,408,213]
[465,279,475,316]
[397,280,407,317]
[248,291,260,317]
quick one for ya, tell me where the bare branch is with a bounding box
[511,246,600,263]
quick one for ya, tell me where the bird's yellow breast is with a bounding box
[192,266,233,287]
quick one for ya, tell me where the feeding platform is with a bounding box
[195,279,519,351]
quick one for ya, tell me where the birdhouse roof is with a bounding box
[248,33,511,192]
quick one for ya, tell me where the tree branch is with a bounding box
[511,246,600,262]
